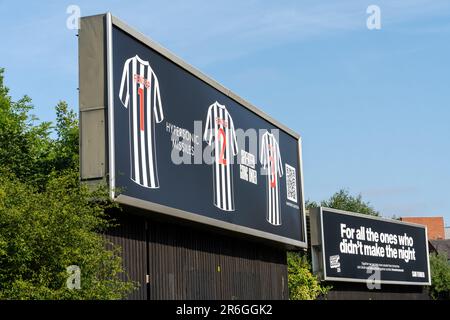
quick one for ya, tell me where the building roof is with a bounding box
[430,239,450,259]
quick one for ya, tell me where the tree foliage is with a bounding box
[0,68,136,299]
[307,189,379,216]
[429,252,450,300]
[0,170,134,299]
[287,252,330,300]
[0,69,80,189]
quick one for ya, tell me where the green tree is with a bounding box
[0,69,52,187]
[0,68,136,299]
[316,189,379,216]
[53,101,79,172]
[429,252,450,300]
[0,170,135,299]
[0,69,80,189]
[287,252,330,300]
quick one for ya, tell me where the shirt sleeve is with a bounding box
[260,133,267,168]
[229,115,239,156]
[152,71,164,123]
[203,105,213,145]
[119,58,131,107]
[277,140,283,177]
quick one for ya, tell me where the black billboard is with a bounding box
[104,15,306,248]
[315,208,430,285]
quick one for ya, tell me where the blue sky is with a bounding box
[1,1,449,224]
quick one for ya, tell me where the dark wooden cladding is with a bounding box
[103,213,148,300]
[104,210,288,300]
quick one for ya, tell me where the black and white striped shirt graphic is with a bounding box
[119,55,164,189]
[260,132,283,226]
[204,102,239,211]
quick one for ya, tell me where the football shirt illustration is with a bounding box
[119,55,164,188]
[203,102,239,211]
[260,131,283,226]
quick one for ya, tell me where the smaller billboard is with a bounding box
[310,207,431,286]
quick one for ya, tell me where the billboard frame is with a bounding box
[313,207,431,286]
[103,13,307,249]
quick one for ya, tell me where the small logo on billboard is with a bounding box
[330,254,341,272]
[412,271,425,278]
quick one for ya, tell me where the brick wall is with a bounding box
[400,217,445,240]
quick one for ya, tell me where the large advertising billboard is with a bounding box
[99,14,306,248]
[311,207,431,285]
